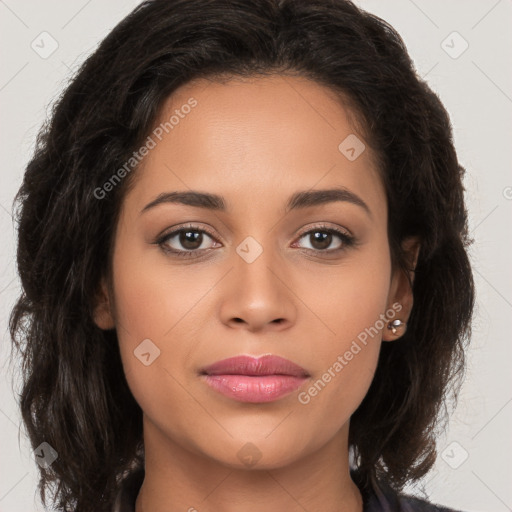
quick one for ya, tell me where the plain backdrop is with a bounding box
[1,1,511,511]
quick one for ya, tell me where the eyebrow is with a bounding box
[140,187,371,217]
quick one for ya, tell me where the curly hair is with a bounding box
[9,0,474,510]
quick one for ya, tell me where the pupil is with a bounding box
[180,230,202,249]
[312,231,331,250]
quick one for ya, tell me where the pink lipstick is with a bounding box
[199,354,309,403]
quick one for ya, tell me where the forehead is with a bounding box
[123,74,386,218]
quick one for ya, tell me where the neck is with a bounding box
[135,416,363,512]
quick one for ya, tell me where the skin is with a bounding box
[94,74,418,512]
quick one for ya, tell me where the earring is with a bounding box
[387,319,406,335]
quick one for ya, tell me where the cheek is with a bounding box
[109,241,176,386]
[109,238,215,410]
[296,247,391,418]
[304,241,392,347]
[110,256,193,435]
[111,241,201,342]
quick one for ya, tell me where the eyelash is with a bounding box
[155,223,356,259]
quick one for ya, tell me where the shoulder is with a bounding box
[364,481,464,512]
[393,493,463,512]
[352,471,463,512]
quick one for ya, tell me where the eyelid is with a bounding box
[155,221,356,257]
[295,222,353,239]
[155,223,220,250]
[291,222,356,254]
[157,223,219,241]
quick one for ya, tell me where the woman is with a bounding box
[10,0,474,511]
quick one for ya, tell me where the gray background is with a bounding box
[1,1,511,511]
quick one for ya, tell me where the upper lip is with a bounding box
[200,355,310,377]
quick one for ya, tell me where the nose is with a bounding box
[219,247,297,333]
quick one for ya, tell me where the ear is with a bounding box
[382,236,420,341]
[92,276,115,330]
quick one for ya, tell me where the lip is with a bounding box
[199,355,310,403]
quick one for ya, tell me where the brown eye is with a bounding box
[308,231,333,250]
[158,227,218,256]
[179,230,204,250]
[295,228,353,252]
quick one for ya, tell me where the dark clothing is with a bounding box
[112,468,461,511]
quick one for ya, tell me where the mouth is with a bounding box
[199,354,310,403]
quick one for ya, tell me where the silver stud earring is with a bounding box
[387,319,406,335]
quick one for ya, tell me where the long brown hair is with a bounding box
[10,0,474,510]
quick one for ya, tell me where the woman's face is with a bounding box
[95,74,411,469]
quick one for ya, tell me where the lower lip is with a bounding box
[201,374,308,403]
